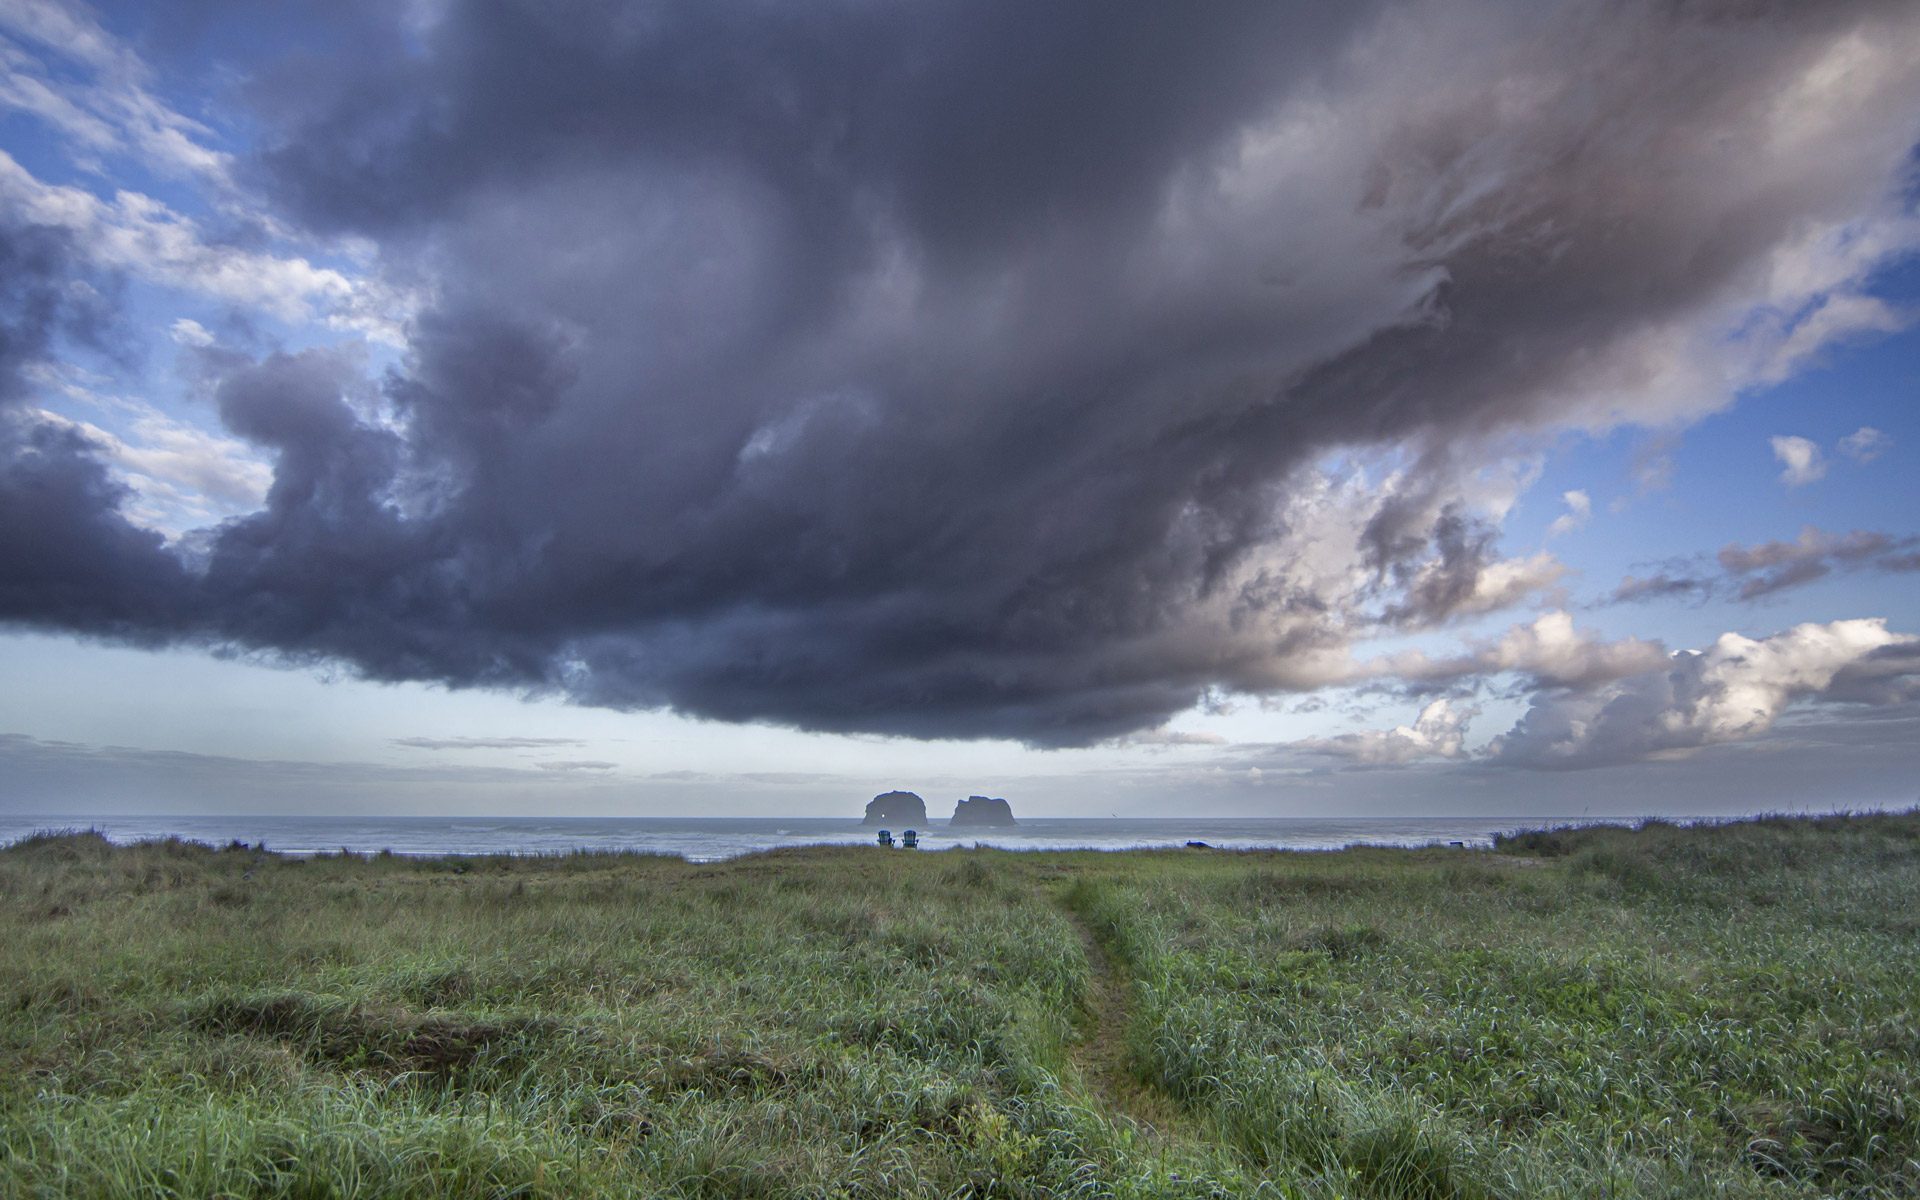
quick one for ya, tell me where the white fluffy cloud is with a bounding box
[0,150,406,341]
[1368,611,1670,692]
[168,318,214,348]
[1479,612,1670,688]
[1547,490,1591,538]
[1489,618,1917,768]
[1297,698,1476,765]
[1839,425,1890,462]
[0,0,229,181]
[1770,435,1827,486]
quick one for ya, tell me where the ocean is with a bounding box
[0,813,1609,862]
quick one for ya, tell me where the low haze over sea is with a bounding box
[0,815,1597,862]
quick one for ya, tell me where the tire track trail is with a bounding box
[1057,902,1196,1141]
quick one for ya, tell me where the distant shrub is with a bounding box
[1,829,115,861]
[1491,827,1583,857]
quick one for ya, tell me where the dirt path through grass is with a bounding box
[1057,902,1196,1143]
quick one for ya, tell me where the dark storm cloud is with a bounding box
[0,417,191,636]
[0,219,194,637]
[0,222,92,404]
[254,0,1383,248]
[5,0,1920,744]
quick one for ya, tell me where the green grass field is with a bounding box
[3,812,1916,1198]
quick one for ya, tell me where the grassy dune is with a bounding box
[2,813,1916,1198]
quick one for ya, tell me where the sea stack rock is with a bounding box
[950,795,1017,827]
[863,790,927,826]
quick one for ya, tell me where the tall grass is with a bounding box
[3,814,1916,1197]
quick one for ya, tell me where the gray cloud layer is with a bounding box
[4,0,1920,744]
[1609,527,1920,605]
[392,736,588,751]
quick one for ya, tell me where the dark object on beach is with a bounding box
[863,791,927,826]
[949,795,1017,827]
[1449,840,1466,847]
[1186,840,1211,849]
[876,829,893,847]
[902,829,919,848]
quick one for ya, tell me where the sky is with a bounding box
[1,0,1918,820]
